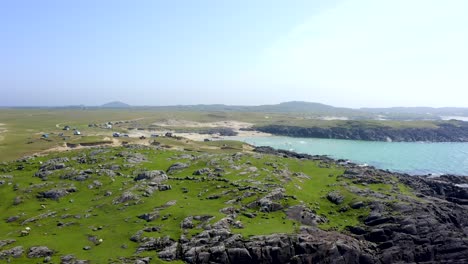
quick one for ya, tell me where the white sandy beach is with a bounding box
[133,120,271,141]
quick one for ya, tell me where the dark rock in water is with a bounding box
[0,246,24,259]
[327,191,344,204]
[167,163,189,174]
[27,246,53,258]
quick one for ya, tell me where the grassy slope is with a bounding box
[0,137,417,263]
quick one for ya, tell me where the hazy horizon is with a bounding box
[3,100,468,110]
[2,0,467,108]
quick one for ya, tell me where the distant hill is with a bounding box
[131,101,369,117]
[250,101,360,114]
[101,101,131,108]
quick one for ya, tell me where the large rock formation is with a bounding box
[256,122,468,142]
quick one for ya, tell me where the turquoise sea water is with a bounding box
[232,136,468,175]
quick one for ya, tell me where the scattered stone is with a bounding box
[60,254,76,264]
[130,230,144,243]
[0,240,15,249]
[242,212,256,218]
[327,191,344,205]
[158,184,172,191]
[167,163,189,174]
[143,226,160,232]
[138,212,159,222]
[134,170,167,182]
[37,188,76,200]
[193,168,211,175]
[0,246,24,259]
[27,246,53,258]
[350,201,365,209]
[113,192,139,204]
[181,217,194,229]
[286,205,327,226]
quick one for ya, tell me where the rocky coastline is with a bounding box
[149,147,468,263]
[254,122,468,142]
[129,147,468,263]
[1,145,467,263]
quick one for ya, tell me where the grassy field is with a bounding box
[0,108,451,162]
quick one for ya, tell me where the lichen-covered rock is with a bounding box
[0,246,23,259]
[114,192,139,204]
[134,170,167,182]
[193,168,211,175]
[37,187,77,200]
[27,246,54,258]
[327,191,344,204]
[167,163,189,174]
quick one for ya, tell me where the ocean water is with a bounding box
[232,136,468,175]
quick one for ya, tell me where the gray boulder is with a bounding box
[0,246,23,259]
[134,170,167,182]
[167,163,189,174]
[37,188,76,200]
[327,191,344,205]
[27,246,53,258]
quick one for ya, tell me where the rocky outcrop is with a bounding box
[250,146,468,264]
[145,226,377,264]
[256,122,468,142]
[27,246,54,258]
[0,246,23,259]
[167,163,189,174]
[134,170,167,182]
[37,187,77,200]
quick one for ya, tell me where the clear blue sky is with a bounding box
[1,0,467,107]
